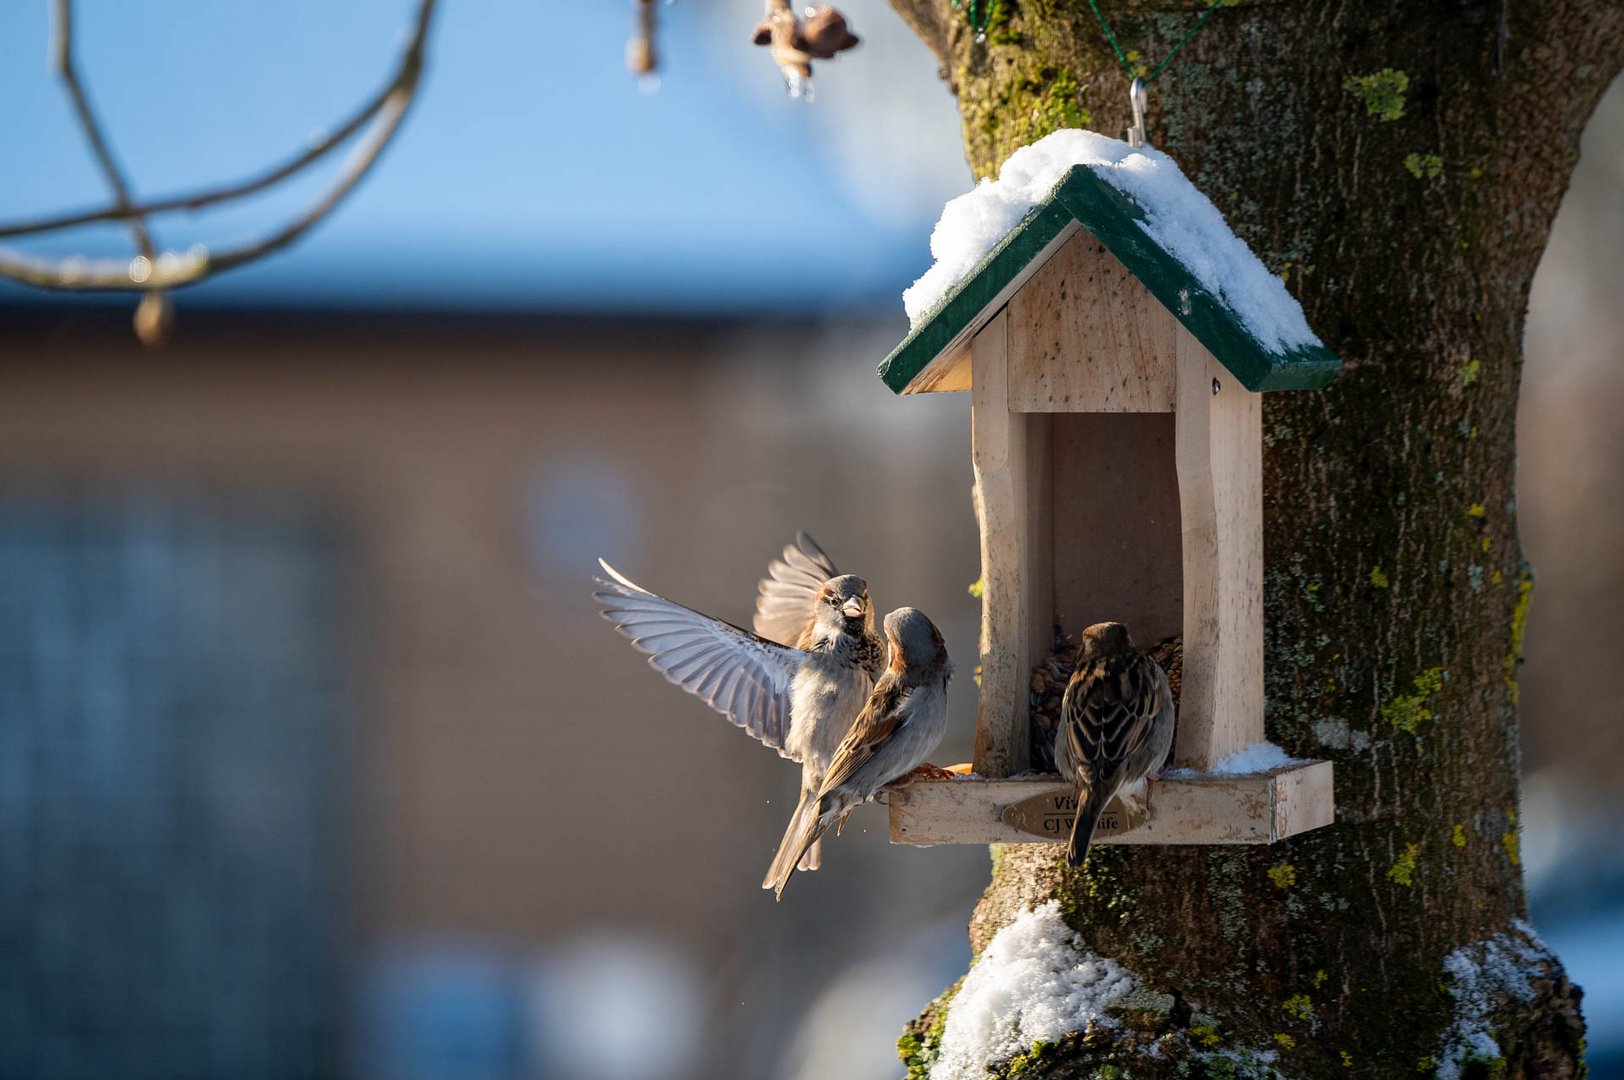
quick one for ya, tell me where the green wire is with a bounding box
[1083,0,1133,74]
[968,0,991,39]
[1084,0,1225,82]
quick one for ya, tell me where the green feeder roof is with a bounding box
[878,164,1342,395]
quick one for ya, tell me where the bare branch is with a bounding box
[0,0,437,293]
[49,0,166,329]
[0,81,399,240]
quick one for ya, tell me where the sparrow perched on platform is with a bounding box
[747,532,886,871]
[593,552,884,868]
[1055,622,1176,868]
[764,607,953,900]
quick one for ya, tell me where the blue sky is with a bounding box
[0,0,968,313]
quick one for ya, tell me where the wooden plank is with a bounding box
[970,309,1036,777]
[1173,327,1264,770]
[887,762,1333,846]
[891,219,1081,396]
[1024,413,1054,698]
[1007,232,1177,413]
[912,355,973,393]
[1049,413,1183,645]
[1272,760,1335,841]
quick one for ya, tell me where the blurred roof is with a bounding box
[0,0,968,315]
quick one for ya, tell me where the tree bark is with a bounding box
[886,1,1624,1075]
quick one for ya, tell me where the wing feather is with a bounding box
[752,532,840,646]
[1059,653,1168,788]
[814,678,906,797]
[595,560,804,759]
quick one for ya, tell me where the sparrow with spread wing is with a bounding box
[746,531,882,870]
[593,555,884,870]
[764,607,953,900]
[1055,621,1175,868]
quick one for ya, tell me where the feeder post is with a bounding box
[969,308,1050,778]
[1173,326,1264,770]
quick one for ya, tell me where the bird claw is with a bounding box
[1116,798,1152,831]
[877,762,956,795]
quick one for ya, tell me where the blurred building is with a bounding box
[0,307,992,1080]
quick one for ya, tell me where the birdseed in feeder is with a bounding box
[1028,631,1182,773]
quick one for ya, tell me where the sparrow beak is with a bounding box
[841,597,865,619]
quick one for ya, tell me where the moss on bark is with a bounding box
[885,0,1622,1075]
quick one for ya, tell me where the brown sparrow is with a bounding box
[1055,622,1175,867]
[764,607,953,899]
[593,555,883,871]
[749,532,885,870]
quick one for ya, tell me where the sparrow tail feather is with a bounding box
[763,798,827,900]
[1066,783,1114,868]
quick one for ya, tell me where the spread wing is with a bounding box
[815,677,906,797]
[1059,653,1168,788]
[595,560,804,758]
[752,532,839,646]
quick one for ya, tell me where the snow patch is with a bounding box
[1163,741,1306,778]
[931,901,1136,1079]
[1435,928,1550,1079]
[1311,716,1371,754]
[902,129,1321,356]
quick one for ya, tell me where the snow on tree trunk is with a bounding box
[885,1,1623,1075]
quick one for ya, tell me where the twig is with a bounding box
[49,0,167,333]
[0,0,437,293]
[0,76,400,239]
[51,0,151,254]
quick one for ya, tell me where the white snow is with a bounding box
[1434,928,1550,1079]
[931,901,1136,1079]
[1163,741,1306,778]
[1207,741,1306,774]
[902,129,1322,356]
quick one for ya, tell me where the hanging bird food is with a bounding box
[627,0,658,77]
[751,0,859,100]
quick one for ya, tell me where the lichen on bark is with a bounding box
[883,0,1623,1075]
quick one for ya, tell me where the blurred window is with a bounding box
[0,498,346,1080]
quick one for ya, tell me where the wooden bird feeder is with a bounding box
[877,164,1339,848]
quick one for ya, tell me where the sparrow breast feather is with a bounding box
[763,606,953,899]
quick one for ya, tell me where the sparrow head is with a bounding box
[1076,621,1134,663]
[814,574,871,628]
[883,607,951,681]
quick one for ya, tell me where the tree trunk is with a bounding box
[885,1,1623,1075]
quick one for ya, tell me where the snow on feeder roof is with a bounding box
[880,130,1342,396]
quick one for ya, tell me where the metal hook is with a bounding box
[1127,76,1148,148]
